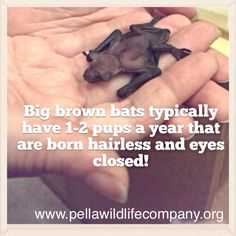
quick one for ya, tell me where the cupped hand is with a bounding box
[8,7,228,203]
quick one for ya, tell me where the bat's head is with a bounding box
[83,53,120,83]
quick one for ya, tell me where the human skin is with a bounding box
[7,7,228,203]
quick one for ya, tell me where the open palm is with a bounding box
[8,7,228,203]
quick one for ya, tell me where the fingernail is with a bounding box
[219,119,229,124]
[185,133,195,141]
[218,79,229,84]
[191,12,199,21]
[85,172,128,204]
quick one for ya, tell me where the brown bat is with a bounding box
[83,15,191,98]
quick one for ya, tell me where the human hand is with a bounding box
[8,7,228,203]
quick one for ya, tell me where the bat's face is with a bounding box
[83,53,120,83]
[83,67,112,83]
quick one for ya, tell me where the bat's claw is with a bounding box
[82,51,88,56]
[173,48,191,60]
[182,48,191,55]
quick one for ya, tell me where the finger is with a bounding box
[159,22,228,122]
[114,21,220,110]
[186,80,229,122]
[159,20,221,70]
[153,14,191,33]
[157,7,197,19]
[80,7,146,23]
[47,135,129,204]
[44,119,129,204]
[87,52,218,141]
[170,20,221,51]
[207,48,229,83]
[165,22,228,121]
[127,53,218,131]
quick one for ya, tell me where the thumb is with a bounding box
[8,108,129,203]
[46,130,129,204]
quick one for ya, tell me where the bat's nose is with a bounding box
[83,69,100,83]
[83,69,92,82]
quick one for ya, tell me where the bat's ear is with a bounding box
[101,72,112,81]
[83,51,95,62]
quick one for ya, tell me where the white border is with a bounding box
[0,0,8,235]
[1,1,235,235]
[228,0,236,232]
[1,0,235,6]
